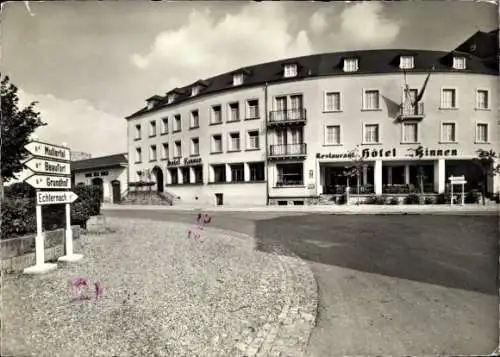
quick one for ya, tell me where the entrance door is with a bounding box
[152,166,164,193]
[91,177,104,201]
[111,180,121,203]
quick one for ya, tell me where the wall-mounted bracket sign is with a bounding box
[22,139,82,275]
[167,157,202,167]
[37,191,78,205]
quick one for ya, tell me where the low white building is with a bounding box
[71,153,128,203]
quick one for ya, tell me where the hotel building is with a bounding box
[125,30,498,206]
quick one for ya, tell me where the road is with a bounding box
[103,208,499,356]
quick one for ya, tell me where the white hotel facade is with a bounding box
[125,30,498,206]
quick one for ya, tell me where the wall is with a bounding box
[1,226,81,273]
[165,182,267,206]
[73,167,128,203]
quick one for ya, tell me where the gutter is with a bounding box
[264,82,270,206]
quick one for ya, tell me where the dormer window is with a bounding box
[399,55,414,69]
[453,56,466,70]
[147,101,154,110]
[191,86,199,97]
[233,73,244,86]
[167,94,176,104]
[343,58,359,72]
[284,64,298,78]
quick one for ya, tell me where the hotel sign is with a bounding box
[166,157,202,167]
[317,146,458,160]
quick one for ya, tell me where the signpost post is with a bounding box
[22,140,83,274]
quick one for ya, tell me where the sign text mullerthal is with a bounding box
[167,157,202,167]
[316,146,458,160]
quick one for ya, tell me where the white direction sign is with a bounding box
[25,174,71,189]
[24,157,71,176]
[37,191,78,205]
[25,141,70,161]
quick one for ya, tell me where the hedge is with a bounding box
[1,182,102,239]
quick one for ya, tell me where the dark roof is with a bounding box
[454,30,498,59]
[126,32,498,120]
[71,153,127,172]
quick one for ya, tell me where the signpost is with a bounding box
[449,175,467,206]
[22,140,83,275]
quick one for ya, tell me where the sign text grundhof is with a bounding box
[317,146,458,160]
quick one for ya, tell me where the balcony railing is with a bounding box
[268,109,307,125]
[269,143,307,157]
[398,102,425,119]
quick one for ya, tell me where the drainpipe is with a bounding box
[264,82,270,206]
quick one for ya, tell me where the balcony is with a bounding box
[268,109,307,127]
[268,143,307,160]
[398,102,425,120]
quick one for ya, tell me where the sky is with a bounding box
[1,0,497,158]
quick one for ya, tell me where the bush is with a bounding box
[436,193,452,204]
[424,196,435,205]
[465,189,481,204]
[1,197,37,238]
[404,193,421,205]
[389,197,399,205]
[337,194,347,205]
[373,196,387,205]
[1,183,101,238]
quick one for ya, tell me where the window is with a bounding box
[364,124,380,143]
[249,162,265,181]
[169,168,178,184]
[399,56,414,69]
[228,102,240,122]
[230,164,244,182]
[135,124,141,140]
[453,56,466,70]
[363,90,380,110]
[162,143,169,159]
[233,73,244,86]
[213,164,226,183]
[135,147,142,163]
[247,130,260,150]
[476,123,488,143]
[212,134,222,153]
[190,110,199,128]
[174,114,181,131]
[191,86,199,97]
[247,99,259,119]
[100,171,109,176]
[402,123,418,143]
[193,165,203,184]
[343,58,358,72]
[149,120,156,137]
[325,125,341,145]
[85,173,92,178]
[476,90,489,109]
[229,132,240,151]
[211,105,222,124]
[174,140,182,157]
[325,92,341,112]
[167,94,176,104]
[150,145,157,161]
[161,117,168,134]
[284,64,297,78]
[441,89,457,109]
[290,127,303,144]
[441,123,456,142]
[276,96,287,111]
[191,137,199,156]
[93,172,99,177]
[277,163,303,186]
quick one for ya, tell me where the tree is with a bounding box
[1,75,46,182]
[473,149,500,205]
[343,145,366,204]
